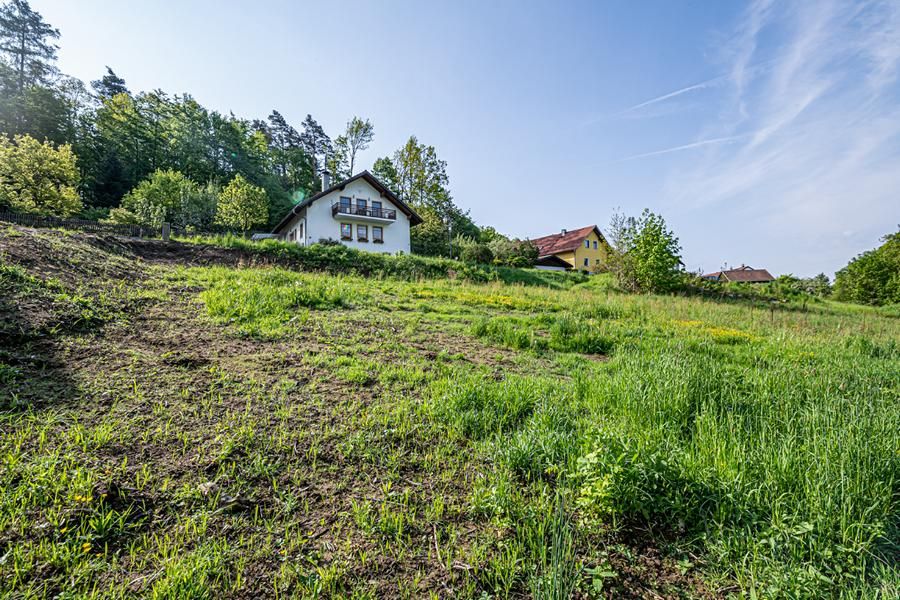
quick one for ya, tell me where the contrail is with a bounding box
[621,78,720,113]
[619,135,745,161]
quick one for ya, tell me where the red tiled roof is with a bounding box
[530,225,602,257]
[703,266,775,283]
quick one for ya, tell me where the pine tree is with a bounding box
[299,114,332,178]
[0,0,60,93]
[91,66,129,99]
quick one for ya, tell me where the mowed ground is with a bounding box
[0,226,897,599]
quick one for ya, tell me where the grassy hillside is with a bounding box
[1,227,897,599]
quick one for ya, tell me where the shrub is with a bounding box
[110,170,217,229]
[0,134,81,217]
[458,238,494,264]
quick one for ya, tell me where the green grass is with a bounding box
[1,227,898,598]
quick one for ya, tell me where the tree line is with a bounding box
[0,0,536,260]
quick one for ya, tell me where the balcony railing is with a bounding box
[331,202,397,220]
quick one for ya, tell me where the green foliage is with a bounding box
[0,0,60,94]
[178,233,583,288]
[0,133,81,216]
[109,169,216,229]
[833,229,900,306]
[457,236,494,264]
[608,208,683,293]
[214,174,268,233]
[487,234,539,268]
[329,116,374,178]
[374,135,477,256]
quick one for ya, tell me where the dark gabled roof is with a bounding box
[530,225,606,257]
[702,266,775,283]
[272,171,423,234]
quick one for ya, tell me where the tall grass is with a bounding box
[428,284,899,596]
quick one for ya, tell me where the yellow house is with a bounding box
[531,225,610,271]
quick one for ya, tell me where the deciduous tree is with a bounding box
[0,133,80,216]
[607,209,683,293]
[215,173,268,233]
[833,229,900,306]
[109,169,215,229]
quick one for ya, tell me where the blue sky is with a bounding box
[33,0,900,276]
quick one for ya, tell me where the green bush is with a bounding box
[178,234,583,288]
[833,229,900,306]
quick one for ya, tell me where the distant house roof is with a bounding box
[530,225,606,257]
[703,265,775,283]
[272,171,423,234]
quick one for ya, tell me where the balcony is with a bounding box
[332,202,397,222]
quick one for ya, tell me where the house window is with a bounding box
[585,240,590,248]
[356,198,367,214]
[583,258,589,267]
[298,222,304,241]
[593,241,598,249]
[373,226,383,243]
[340,223,352,239]
[339,197,351,212]
[357,224,368,241]
[596,259,600,264]
[372,200,382,217]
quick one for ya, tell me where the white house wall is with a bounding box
[282,179,412,254]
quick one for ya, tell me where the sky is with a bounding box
[31,0,900,276]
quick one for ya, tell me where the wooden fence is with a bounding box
[0,211,161,238]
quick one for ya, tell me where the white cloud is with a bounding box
[661,0,900,275]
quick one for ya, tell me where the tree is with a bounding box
[0,134,80,216]
[0,0,59,94]
[375,136,478,256]
[607,209,683,293]
[372,156,399,191]
[215,173,268,233]
[342,116,373,176]
[109,169,215,229]
[91,66,128,99]
[265,110,314,194]
[833,229,900,306]
[299,114,332,178]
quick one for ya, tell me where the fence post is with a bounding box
[162,222,171,242]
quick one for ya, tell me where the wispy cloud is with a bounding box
[659,0,900,275]
[619,134,745,161]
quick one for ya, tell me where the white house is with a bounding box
[272,171,422,254]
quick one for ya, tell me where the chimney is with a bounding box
[561,228,567,235]
[321,170,331,191]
